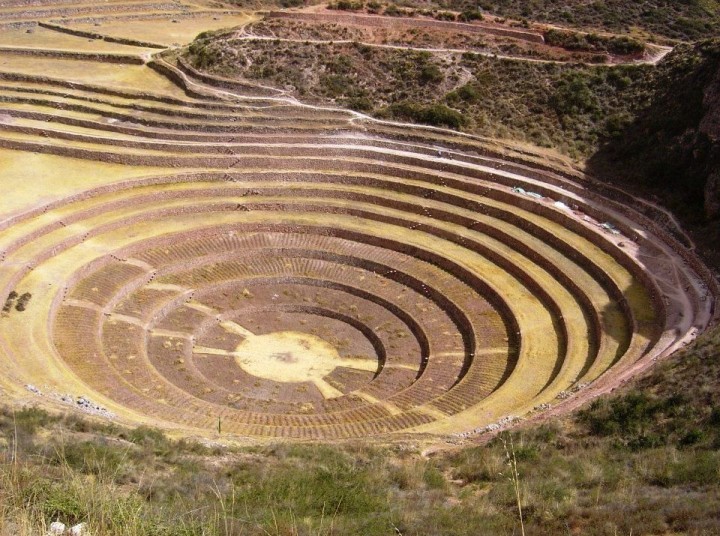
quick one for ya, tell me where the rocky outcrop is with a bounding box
[589,38,720,226]
[706,170,720,220]
[701,65,720,220]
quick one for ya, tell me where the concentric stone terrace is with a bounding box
[0,4,716,439]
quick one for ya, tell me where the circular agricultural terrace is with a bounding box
[0,7,716,440]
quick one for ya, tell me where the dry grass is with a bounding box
[2,374,720,536]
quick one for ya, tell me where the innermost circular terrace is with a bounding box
[233,330,377,396]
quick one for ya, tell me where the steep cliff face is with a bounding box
[590,39,720,226]
[700,64,720,219]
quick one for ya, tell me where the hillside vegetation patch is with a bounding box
[185,36,650,157]
[375,0,720,41]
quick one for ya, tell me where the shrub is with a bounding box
[382,101,465,129]
[604,112,632,139]
[419,63,443,84]
[607,36,644,56]
[645,450,720,487]
[50,440,131,482]
[544,29,643,56]
[384,4,400,16]
[320,74,352,96]
[330,0,364,10]
[22,479,87,526]
[578,392,665,449]
[710,407,720,425]
[367,0,382,12]
[459,9,483,22]
[551,71,600,115]
[345,95,374,111]
[434,11,456,21]
[446,83,481,103]
[126,425,169,452]
[6,406,58,435]
[422,465,447,490]
[188,41,222,70]
[384,4,415,16]
[446,447,503,483]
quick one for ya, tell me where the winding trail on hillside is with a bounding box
[231,30,673,66]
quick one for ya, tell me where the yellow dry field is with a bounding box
[0,149,169,216]
[0,27,154,53]
[67,13,257,47]
[0,55,186,95]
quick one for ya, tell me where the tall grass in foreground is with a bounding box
[2,427,719,535]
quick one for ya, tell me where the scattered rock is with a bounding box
[45,520,89,535]
[69,522,89,535]
[73,395,113,417]
[451,415,520,438]
[47,521,65,535]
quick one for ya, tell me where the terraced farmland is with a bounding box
[0,1,716,441]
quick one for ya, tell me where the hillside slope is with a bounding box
[184,30,720,259]
[388,0,720,41]
[589,38,720,266]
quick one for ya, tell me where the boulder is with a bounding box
[47,521,65,535]
[69,522,89,535]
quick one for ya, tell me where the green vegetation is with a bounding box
[328,0,365,11]
[544,29,645,56]
[3,324,720,534]
[588,38,720,264]
[581,322,720,452]
[388,0,720,41]
[378,101,465,128]
[184,36,652,156]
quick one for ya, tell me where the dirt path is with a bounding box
[234,27,674,66]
